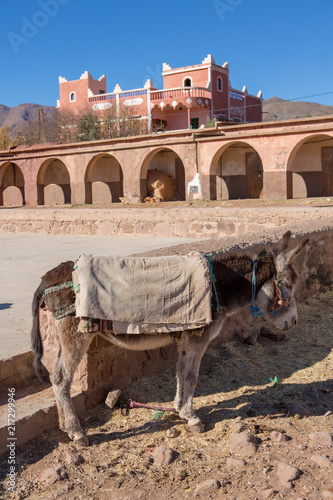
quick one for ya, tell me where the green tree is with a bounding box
[75,111,101,142]
[204,116,217,128]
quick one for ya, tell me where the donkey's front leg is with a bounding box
[175,316,225,432]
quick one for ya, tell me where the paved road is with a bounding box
[0,233,196,359]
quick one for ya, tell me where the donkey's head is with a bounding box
[255,231,309,331]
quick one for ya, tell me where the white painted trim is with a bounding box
[229,87,260,100]
[88,87,148,99]
[147,90,152,132]
[163,64,229,76]
[150,86,210,94]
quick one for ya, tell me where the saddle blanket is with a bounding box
[73,252,212,334]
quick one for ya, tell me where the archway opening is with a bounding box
[287,134,333,198]
[0,162,25,206]
[140,148,186,202]
[211,142,263,200]
[37,159,71,205]
[85,154,123,204]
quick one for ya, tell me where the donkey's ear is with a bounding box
[277,231,292,252]
[285,237,309,263]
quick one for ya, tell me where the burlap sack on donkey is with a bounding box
[73,252,212,334]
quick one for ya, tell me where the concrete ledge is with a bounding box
[1,206,333,239]
[0,352,35,389]
[0,386,85,456]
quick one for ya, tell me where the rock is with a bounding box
[322,490,333,499]
[260,326,286,342]
[310,454,333,468]
[194,479,220,494]
[64,451,84,466]
[281,482,293,490]
[105,389,121,409]
[37,466,67,484]
[232,423,249,434]
[276,462,301,484]
[238,329,250,341]
[245,334,258,345]
[176,468,188,480]
[309,431,333,446]
[260,489,277,499]
[166,427,179,438]
[270,431,289,442]
[152,446,174,467]
[298,444,307,450]
[229,432,258,457]
[288,402,312,416]
[226,457,246,468]
[324,411,333,417]
[308,388,320,403]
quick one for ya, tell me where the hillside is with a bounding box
[262,96,333,121]
[0,103,55,135]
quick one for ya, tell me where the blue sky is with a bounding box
[1,0,333,108]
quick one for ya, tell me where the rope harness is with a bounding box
[205,253,225,315]
[43,281,77,320]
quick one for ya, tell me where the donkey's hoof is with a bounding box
[188,420,205,433]
[74,435,89,447]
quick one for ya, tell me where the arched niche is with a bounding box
[0,162,25,206]
[140,147,186,201]
[85,154,123,204]
[37,158,71,205]
[287,134,333,198]
[210,142,263,200]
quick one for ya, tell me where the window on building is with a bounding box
[184,77,192,87]
[217,76,223,91]
[190,117,199,129]
[70,92,76,102]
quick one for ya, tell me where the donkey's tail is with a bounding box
[31,281,48,382]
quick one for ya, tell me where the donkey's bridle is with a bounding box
[271,279,295,314]
[250,259,294,317]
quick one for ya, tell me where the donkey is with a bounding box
[31,231,308,445]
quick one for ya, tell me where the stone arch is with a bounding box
[210,141,263,200]
[140,147,186,201]
[85,153,123,204]
[0,162,25,206]
[287,133,333,198]
[37,158,71,205]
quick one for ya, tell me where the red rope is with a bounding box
[129,400,175,412]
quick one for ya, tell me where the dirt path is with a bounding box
[1,291,332,499]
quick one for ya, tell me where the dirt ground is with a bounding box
[0,289,332,500]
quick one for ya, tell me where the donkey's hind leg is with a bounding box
[175,316,225,432]
[51,317,91,445]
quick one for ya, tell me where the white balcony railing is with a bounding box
[150,87,211,101]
